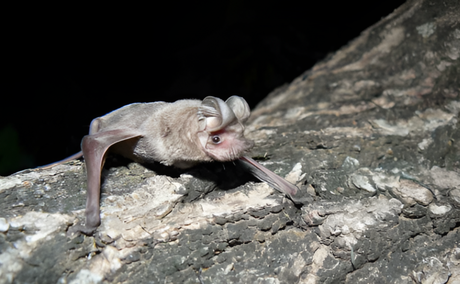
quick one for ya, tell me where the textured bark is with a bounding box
[1,0,459,283]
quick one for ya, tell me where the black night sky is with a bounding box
[1,1,406,176]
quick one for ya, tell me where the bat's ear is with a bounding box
[199,96,237,131]
[226,96,250,123]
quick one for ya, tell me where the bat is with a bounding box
[45,96,298,235]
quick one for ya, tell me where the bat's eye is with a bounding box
[211,135,221,144]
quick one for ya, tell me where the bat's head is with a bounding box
[197,96,254,161]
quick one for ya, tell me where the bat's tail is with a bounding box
[36,151,84,170]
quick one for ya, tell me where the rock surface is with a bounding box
[1,0,459,283]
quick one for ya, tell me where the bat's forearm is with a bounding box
[239,156,298,198]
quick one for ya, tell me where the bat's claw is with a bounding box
[67,223,98,237]
[290,192,315,205]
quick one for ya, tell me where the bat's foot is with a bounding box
[66,223,98,237]
[290,193,315,205]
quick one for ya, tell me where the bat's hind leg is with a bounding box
[67,129,143,236]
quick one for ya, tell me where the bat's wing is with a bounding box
[68,129,143,235]
[239,156,298,198]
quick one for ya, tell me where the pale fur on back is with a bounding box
[92,100,211,168]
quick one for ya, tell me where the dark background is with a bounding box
[1,1,406,176]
